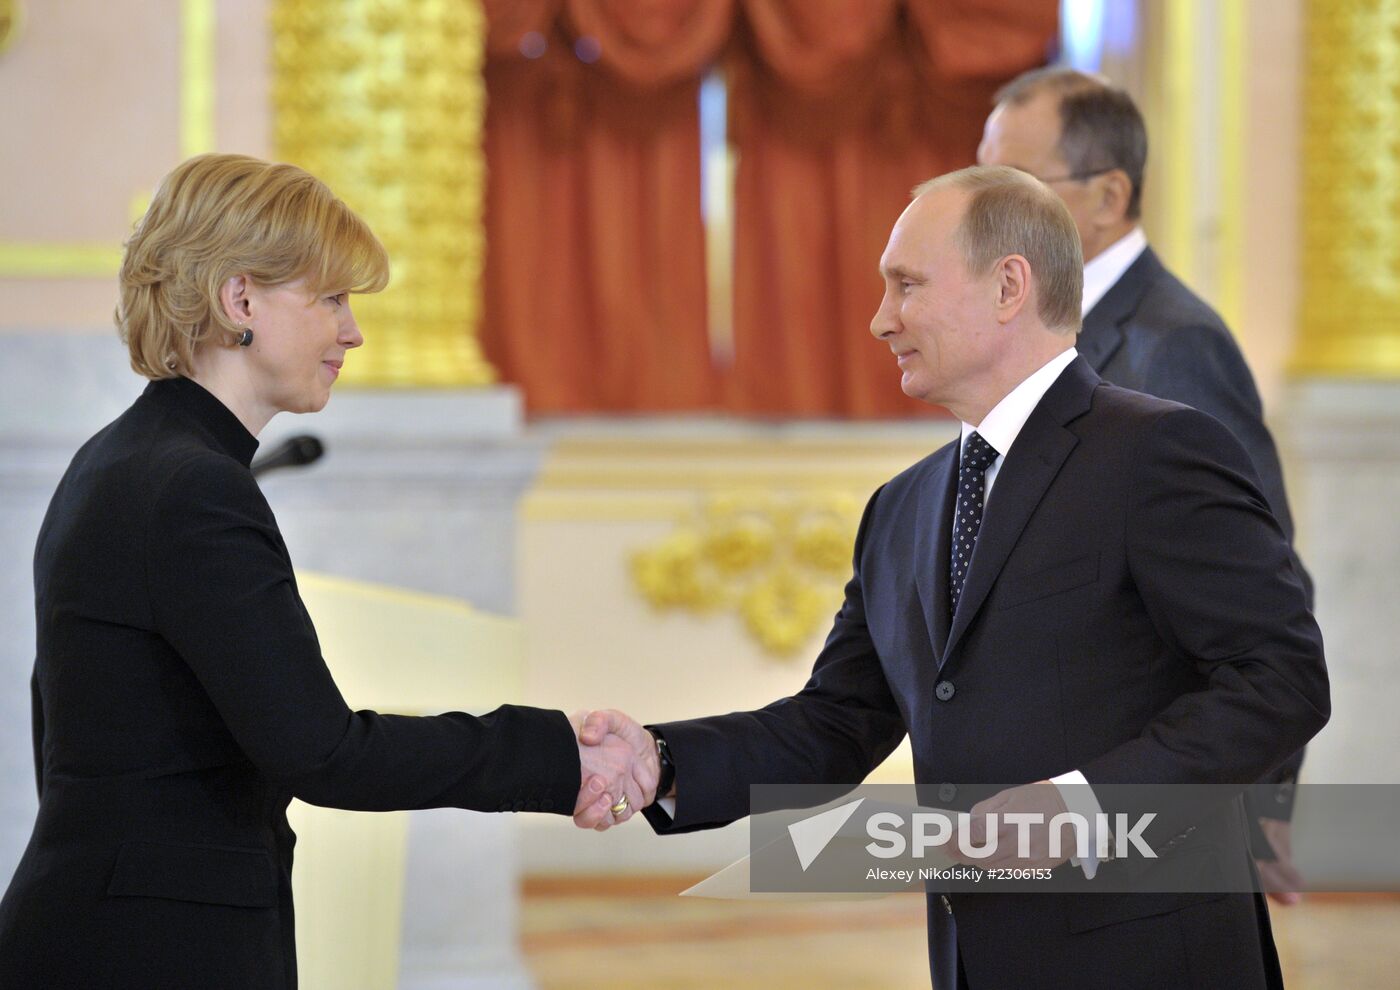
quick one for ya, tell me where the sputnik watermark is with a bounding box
[864,810,1157,863]
[784,798,1157,873]
[740,783,1400,895]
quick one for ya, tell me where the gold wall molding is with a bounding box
[0,243,125,277]
[523,434,944,516]
[0,0,22,57]
[1142,0,1247,333]
[1215,0,1246,336]
[271,0,494,387]
[179,0,214,159]
[0,0,212,278]
[1292,0,1400,377]
[1153,0,1199,287]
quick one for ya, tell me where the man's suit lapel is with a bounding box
[914,444,959,661]
[942,358,1099,664]
[1078,246,1164,371]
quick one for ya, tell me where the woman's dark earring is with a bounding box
[238,326,254,347]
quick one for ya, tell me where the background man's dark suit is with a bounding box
[1081,246,1306,593]
[644,358,1329,988]
[1080,246,1312,816]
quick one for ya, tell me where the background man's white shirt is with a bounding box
[1081,226,1147,316]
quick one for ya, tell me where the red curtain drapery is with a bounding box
[481,0,1058,415]
[481,0,729,412]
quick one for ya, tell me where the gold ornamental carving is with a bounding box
[1292,0,1400,377]
[630,493,861,657]
[271,0,495,386]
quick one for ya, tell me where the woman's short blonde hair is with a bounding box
[117,153,390,379]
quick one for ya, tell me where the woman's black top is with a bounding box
[0,376,578,989]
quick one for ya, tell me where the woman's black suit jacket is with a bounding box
[0,377,580,989]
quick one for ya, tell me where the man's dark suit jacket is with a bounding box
[644,358,1329,989]
[1080,245,1311,815]
[0,377,581,990]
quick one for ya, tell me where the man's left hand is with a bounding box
[1256,818,1304,906]
[951,781,1075,870]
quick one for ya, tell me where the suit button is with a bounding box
[941,895,953,915]
[935,681,955,702]
[938,782,958,803]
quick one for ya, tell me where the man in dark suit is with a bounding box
[976,67,1311,896]
[577,166,1328,988]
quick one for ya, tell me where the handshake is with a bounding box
[569,710,666,830]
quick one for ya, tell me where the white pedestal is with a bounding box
[1281,379,1400,785]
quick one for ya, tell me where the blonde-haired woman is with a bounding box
[0,154,651,989]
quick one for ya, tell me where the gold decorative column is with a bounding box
[1293,0,1400,377]
[271,0,494,386]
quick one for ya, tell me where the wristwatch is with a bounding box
[653,731,676,799]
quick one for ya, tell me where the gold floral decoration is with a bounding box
[630,493,862,657]
[271,0,495,386]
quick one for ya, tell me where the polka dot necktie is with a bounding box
[950,431,999,616]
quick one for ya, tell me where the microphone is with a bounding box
[250,435,324,479]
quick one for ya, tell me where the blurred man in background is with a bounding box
[978,67,1312,899]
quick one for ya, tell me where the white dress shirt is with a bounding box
[958,346,1105,878]
[1081,226,1147,316]
[957,347,1078,498]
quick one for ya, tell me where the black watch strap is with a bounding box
[653,732,676,799]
